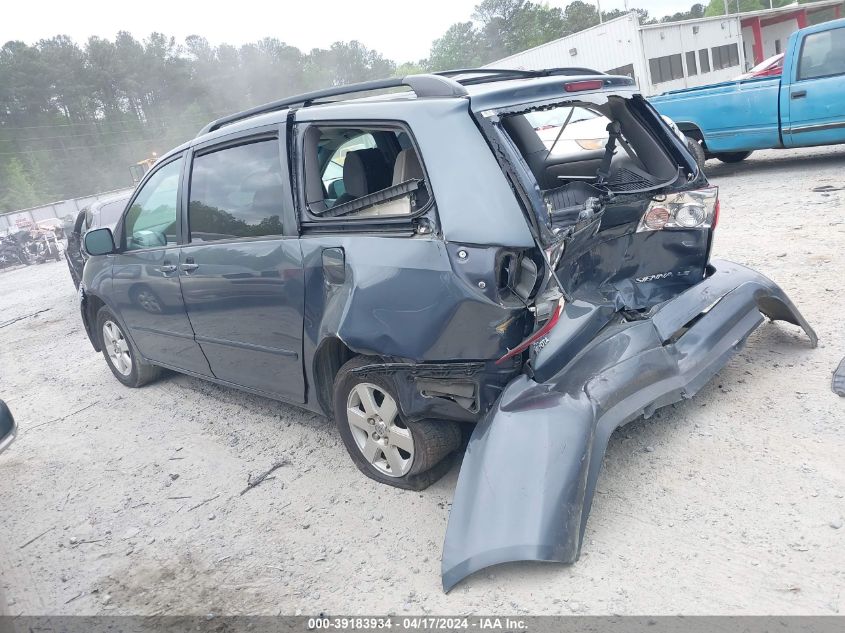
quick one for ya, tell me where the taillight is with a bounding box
[496,297,564,365]
[637,186,719,233]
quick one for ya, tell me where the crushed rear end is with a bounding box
[440,73,817,591]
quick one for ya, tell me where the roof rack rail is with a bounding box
[435,67,605,86]
[196,74,468,137]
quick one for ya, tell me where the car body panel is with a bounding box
[651,76,782,152]
[295,98,535,249]
[781,21,845,147]
[441,259,817,591]
[651,18,845,154]
[110,246,212,375]
[179,238,306,401]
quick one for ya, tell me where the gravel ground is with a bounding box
[1,145,843,616]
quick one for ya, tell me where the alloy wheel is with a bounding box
[346,382,414,477]
[102,320,132,376]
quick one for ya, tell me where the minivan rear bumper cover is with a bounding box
[441,259,816,591]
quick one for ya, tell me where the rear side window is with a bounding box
[188,139,285,242]
[798,28,845,80]
[302,124,430,220]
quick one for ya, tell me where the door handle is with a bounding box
[791,90,807,99]
[159,264,177,274]
[180,258,199,273]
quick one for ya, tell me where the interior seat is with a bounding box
[392,148,424,185]
[333,148,390,206]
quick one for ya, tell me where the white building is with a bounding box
[484,0,843,96]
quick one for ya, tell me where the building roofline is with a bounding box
[482,12,637,68]
[638,0,842,29]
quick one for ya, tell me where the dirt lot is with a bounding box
[1,145,844,616]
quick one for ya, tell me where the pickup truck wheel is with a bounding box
[96,307,162,388]
[713,150,753,164]
[685,136,706,170]
[333,356,462,491]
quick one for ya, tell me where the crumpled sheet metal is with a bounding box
[441,259,817,592]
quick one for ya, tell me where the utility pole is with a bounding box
[597,0,603,23]
[723,0,729,15]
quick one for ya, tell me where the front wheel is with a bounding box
[96,307,162,387]
[713,150,753,164]
[333,356,462,490]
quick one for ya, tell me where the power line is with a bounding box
[0,105,235,133]
[0,112,218,143]
[0,132,189,157]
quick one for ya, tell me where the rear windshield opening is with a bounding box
[500,96,685,226]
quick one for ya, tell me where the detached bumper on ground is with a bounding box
[441,259,817,592]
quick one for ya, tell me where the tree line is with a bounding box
[0,0,830,213]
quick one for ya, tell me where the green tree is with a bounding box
[428,22,487,71]
[704,0,764,17]
[0,157,40,212]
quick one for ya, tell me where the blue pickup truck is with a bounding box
[651,18,845,164]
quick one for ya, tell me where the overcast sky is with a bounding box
[4,0,696,61]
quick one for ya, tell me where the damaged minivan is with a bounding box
[78,68,816,591]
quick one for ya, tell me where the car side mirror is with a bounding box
[84,228,116,256]
[0,400,17,455]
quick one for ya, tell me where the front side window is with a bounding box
[123,157,182,251]
[798,28,845,80]
[188,139,285,242]
[303,124,430,220]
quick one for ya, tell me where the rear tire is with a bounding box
[96,306,162,388]
[714,150,753,164]
[333,356,461,490]
[685,135,706,171]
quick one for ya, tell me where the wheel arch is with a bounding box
[81,290,106,352]
[311,336,356,417]
[674,121,705,146]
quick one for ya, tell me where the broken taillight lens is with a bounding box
[496,297,565,365]
[637,186,719,233]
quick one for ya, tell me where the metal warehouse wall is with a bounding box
[761,19,801,58]
[641,17,745,95]
[0,187,134,235]
[484,14,647,89]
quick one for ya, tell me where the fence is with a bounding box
[0,187,135,235]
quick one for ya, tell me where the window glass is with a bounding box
[98,199,127,229]
[124,157,182,251]
[798,28,845,80]
[304,126,429,220]
[188,139,285,242]
[712,44,740,70]
[686,51,698,76]
[699,48,711,73]
[649,53,684,84]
